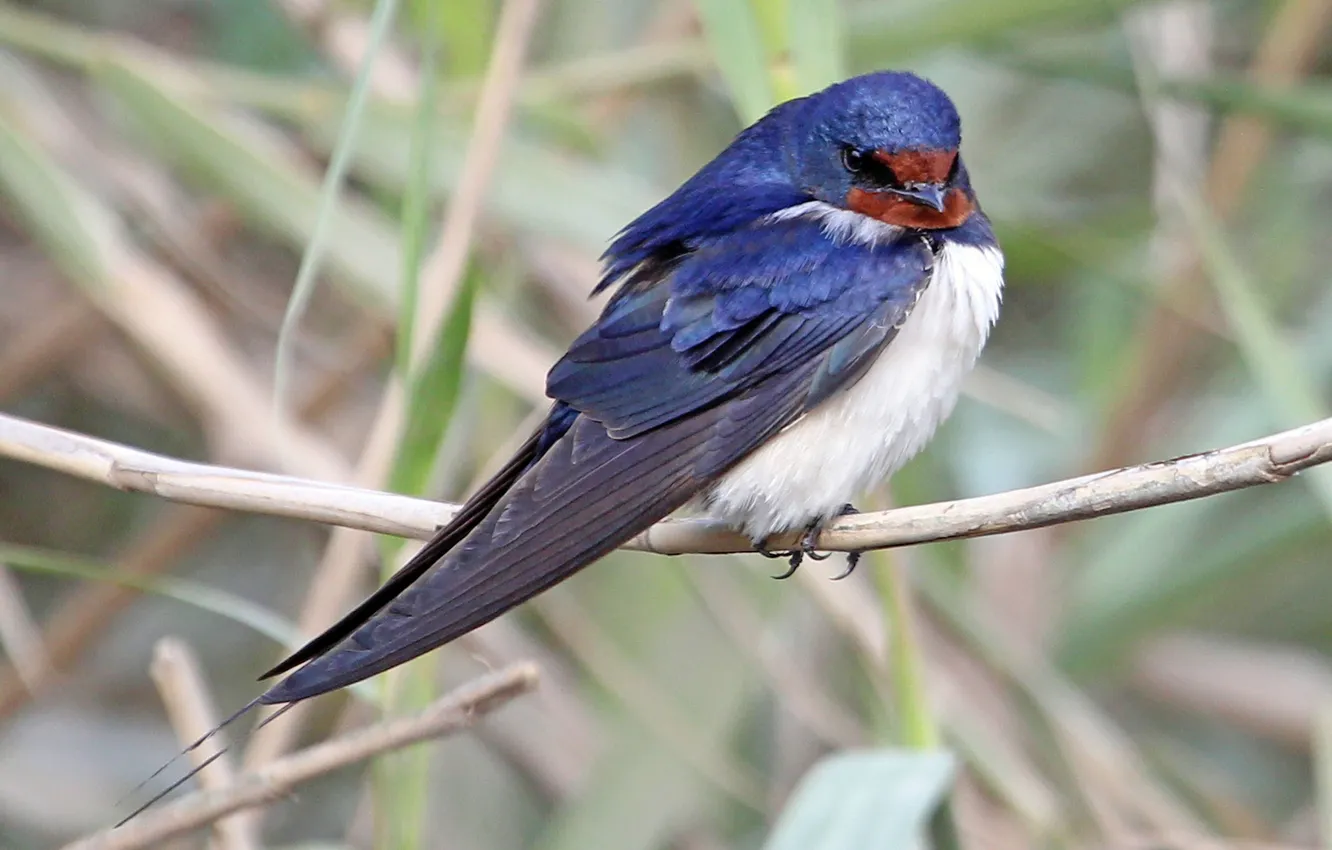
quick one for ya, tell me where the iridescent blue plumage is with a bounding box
[228,71,1000,706]
[550,217,933,439]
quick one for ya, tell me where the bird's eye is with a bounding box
[841,145,902,188]
[841,146,868,174]
[946,153,960,183]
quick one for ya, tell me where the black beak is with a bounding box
[893,184,947,213]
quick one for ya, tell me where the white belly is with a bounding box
[702,238,1004,541]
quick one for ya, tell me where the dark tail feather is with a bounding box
[116,750,227,828]
[114,694,269,827]
[261,373,814,705]
[259,421,552,681]
[114,412,567,827]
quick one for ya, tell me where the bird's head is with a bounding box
[787,71,973,230]
[599,71,978,289]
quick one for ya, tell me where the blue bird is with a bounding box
[125,72,1002,815]
[256,68,1002,702]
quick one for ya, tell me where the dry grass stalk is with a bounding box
[246,0,546,769]
[1094,0,1332,469]
[4,411,1327,557]
[60,663,538,850]
[149,638,260,850]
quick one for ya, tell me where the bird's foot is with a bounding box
[757,504,863,580]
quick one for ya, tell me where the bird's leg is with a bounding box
[827,503,863,580]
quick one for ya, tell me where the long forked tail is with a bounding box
[258,367,811,705]
[115,417,561,826]
[257,411,715,704]
[114,698,297,827]
[260,419,558,681]
[118,363,808,824]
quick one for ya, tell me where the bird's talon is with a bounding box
[831,551,862,580]
[770,550,803,580]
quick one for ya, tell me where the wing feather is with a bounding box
[260,218,935,704]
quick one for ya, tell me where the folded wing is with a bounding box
[260,221,934,704]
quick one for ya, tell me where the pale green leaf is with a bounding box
[693,0,775,122]
[763,750,955,850]
[789,0,845,93]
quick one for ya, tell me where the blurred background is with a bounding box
[1,0,1331,848]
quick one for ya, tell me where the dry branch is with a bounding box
[3,411,1331,557]
[246,0,546,770]
[1094,0,1332,469]
[0,562,48,689]
[61,663,538,850]
[148,638,259,850]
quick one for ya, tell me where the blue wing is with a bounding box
[551,217,931,437]
[259,219,934,703]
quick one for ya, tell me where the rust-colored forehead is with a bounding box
[871,149,955,183]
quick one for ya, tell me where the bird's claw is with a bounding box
[770,551,803,580]
[830,504,864,578]
[831,550,861,580]
[757,504,863,579]
[755,541,803,579]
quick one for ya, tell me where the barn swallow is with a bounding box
[128,70,1003,813]
[257,67,1003,702]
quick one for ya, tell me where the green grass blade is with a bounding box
[0,98,116,289]
[95,59,402,308]
[379,12,464,840]
[433,0,492,75]
[273,0,401,413]
[0,544,299,649]
[871,557,938,749]
[388,263,479,502]
[788,0,845,94]
[693,0,775,121]
[1175,189,1332,513]
[396,17,442,376]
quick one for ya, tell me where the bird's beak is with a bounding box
[892,184,947,213]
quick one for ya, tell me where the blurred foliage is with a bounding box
[1,0,1332,848]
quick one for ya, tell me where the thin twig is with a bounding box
[246,0,545,768]
[0,315,388,722]
[274,0,418,98]
[3,411,1328,557]
[0,562,48,690]
[149,638,259,850]
[1132,634,1332,749]
[0,299,100,400]
[60,663,539,850]
[1094,0,1332,469]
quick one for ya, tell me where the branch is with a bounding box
[148,638,259,850]
[4,411,1331,555]
[61,663,539,850]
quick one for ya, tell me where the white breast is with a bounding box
[701,205,1004,542]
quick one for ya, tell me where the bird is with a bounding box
[124,70,1002,819]
[263,66,1002,700]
